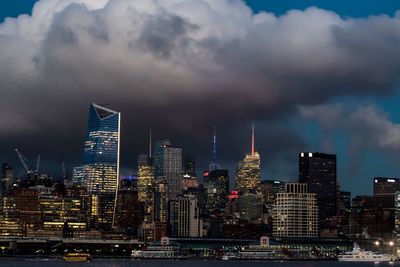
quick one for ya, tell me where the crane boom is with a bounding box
[15,149,30,173]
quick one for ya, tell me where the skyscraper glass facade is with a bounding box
[82,103,121,228]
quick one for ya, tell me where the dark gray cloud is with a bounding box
[1,0,400,178]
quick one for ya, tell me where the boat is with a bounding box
[63,252,92,262]
[338,243,395,262]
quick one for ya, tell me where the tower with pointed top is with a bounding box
[137,129,155,222]
[80,103,121,229]
[235,124,261,194]
[209,127,221,172]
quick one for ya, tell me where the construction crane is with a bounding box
[14,149,41,175]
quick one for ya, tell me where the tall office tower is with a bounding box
[182,156,198,190]
[184,157,196,177]
[169,194,203,237]
[299,152,337,220]
[81,103,121,229]
[137,154,154,222]
[273,183,318,237]
[209,127,221,172]
[1,163,13,194]
[154,178,168,223]
[235,124,261,194]
[373,177,400,196]
[204,169,229,210]
[153,140,182,200]
[395,192,400,246]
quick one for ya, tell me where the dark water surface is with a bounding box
[0,259,399,267]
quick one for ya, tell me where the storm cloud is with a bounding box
[1,0,400,178]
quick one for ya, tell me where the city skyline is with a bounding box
[1,0,400,198]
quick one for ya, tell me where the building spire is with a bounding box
[213,126,217,164]
[149,128,152,159]
[251,123,255,157]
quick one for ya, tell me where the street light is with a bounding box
[389,241,394,246]
[375,241,380,246]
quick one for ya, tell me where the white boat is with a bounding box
[338,243,395,262]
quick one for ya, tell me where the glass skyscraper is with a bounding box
[153,140,182,200]
[81,103,121,229]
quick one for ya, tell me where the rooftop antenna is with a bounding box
[251,123,255,157]
[149,128,152,159]
[213,126,217,164]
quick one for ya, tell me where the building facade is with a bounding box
[153,140,182,200]
[374,177,400,196]
[81,103,121,229]
[273,183,318,238]
[299,152,336,220]
[204,169,229,210]
[169,194,203,237]
[137,154,154,222]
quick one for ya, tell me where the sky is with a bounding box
[1,0,400,196]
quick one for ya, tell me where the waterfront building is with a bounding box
[169,194,203,238]
[204,169,229,210]
[114,188,143,237]
[374,177,400,196]
[273,183,318,238]
[350,194,395,240]
[80,103,121,229]
[395,192,400,253]
[137,154,154,222]
[153,140,182,200]
[299,152,337,220]
[235,124,261,194]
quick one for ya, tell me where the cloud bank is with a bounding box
[1,0,400,176]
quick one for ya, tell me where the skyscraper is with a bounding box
[137,154,154,222]
[235,124,261,194]
[273,183,318,237]
[81,103,121,229]
[153,140,182,200]
[184,157,196,177]
[1,163,13,195]
[169,194,203,237]
[154,178,168,223]
[299,152,336,220]
[205,169,229,210]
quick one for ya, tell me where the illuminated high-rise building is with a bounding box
[235,124,261,194]
[299,152,336,220]
[205,169,229,210]
[81,103,121,229]
[137,154,154,222]
[273,183,318,237]
[153,140,182,200]
[154,178,168,223]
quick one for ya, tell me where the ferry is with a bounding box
[63,252,92,262]
[338,243,395,262]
